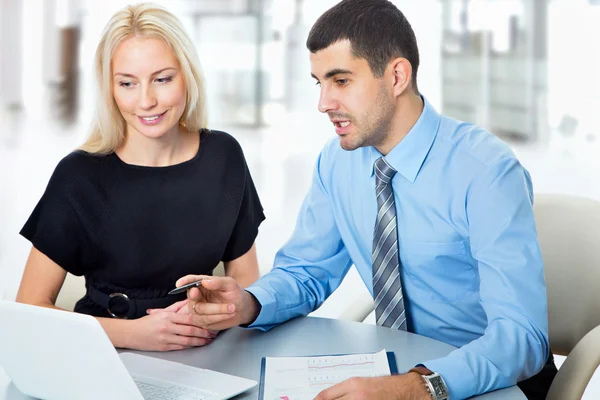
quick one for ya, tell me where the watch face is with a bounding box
[430,376,448,396]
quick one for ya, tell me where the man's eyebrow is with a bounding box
[113,67,177,78]
[311,68,354,81]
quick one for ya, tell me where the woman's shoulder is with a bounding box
[201,129,243,154]
[50,150,113,187]
[56,149,109,172]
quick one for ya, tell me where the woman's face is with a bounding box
[112,36,187,140]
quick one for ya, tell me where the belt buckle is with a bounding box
[107,292,130,319]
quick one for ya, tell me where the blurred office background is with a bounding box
[1,0,599,396]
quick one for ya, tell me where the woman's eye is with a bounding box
[156,76,173,84]
[119,81,133,88]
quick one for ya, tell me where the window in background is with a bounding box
[547,0,600,161]
[441,0,548,143]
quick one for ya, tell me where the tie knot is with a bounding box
[374,157,396,184]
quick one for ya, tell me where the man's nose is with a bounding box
[317,87,339,114]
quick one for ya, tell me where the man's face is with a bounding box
[310,40,395,151]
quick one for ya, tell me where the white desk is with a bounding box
[0,316,526,399]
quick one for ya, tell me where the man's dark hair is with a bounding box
[307,0,420,93]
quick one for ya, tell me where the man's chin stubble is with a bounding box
[339,137,362,151]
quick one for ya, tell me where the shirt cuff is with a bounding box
[244,285,278,331]
[422,355,477,400]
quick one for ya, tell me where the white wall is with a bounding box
[0,0,23,107]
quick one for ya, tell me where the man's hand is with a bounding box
[174,275,261,331]
[314,373,430,400]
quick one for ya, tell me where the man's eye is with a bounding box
[314,81,321,87]
[336,79,348,86]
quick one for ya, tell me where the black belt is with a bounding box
[87,286,187,319]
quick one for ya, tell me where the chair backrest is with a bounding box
[533,193,600,355]
[55,273,86,310]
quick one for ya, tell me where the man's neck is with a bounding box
[376,93,424,156]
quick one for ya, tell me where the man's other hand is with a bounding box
[314,373,430,400]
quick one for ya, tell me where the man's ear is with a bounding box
[389,57,412,97]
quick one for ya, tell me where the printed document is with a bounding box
[262,349,391,400]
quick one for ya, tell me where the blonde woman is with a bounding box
[16,3,264,352]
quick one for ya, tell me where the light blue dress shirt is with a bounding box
[246,97,549,399]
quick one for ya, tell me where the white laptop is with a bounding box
[0,300,256,400]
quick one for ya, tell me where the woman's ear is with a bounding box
[390,57,412,97]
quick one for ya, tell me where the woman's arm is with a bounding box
[16,247,134,347]
[223,243,260,288]
[16,246,68,309]
[17,246,214,351]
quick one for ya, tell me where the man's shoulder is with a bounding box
[437,115,518,169]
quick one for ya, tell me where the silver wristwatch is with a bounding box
[421,372,450,400]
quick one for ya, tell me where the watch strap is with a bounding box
[408,366,449,400]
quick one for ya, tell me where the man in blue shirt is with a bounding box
[177,0,557,398]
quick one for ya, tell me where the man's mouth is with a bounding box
[331,119,352,136]
[333,121,350,128]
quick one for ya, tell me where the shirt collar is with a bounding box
[368,96,441,183]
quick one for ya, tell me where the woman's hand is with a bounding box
[127,308,217,351]
[149,299,190,314]
[149,298,220,335]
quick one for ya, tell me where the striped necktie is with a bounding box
[372,157,407,331]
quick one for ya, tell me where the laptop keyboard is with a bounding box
[134,376,215,400]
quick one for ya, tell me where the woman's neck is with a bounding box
[116,126,198,167]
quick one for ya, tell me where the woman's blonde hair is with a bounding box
[81,3,207,154]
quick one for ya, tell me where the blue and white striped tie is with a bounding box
[372,157,407,331]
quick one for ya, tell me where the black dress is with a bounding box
[20,130,265,319]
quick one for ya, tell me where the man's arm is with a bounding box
[177,147,353,331]
[246,149,353,330]
[423,157,550,399]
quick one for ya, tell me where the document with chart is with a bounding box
[259,349,396,400]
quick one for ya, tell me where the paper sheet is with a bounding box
[263,349,391,400]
